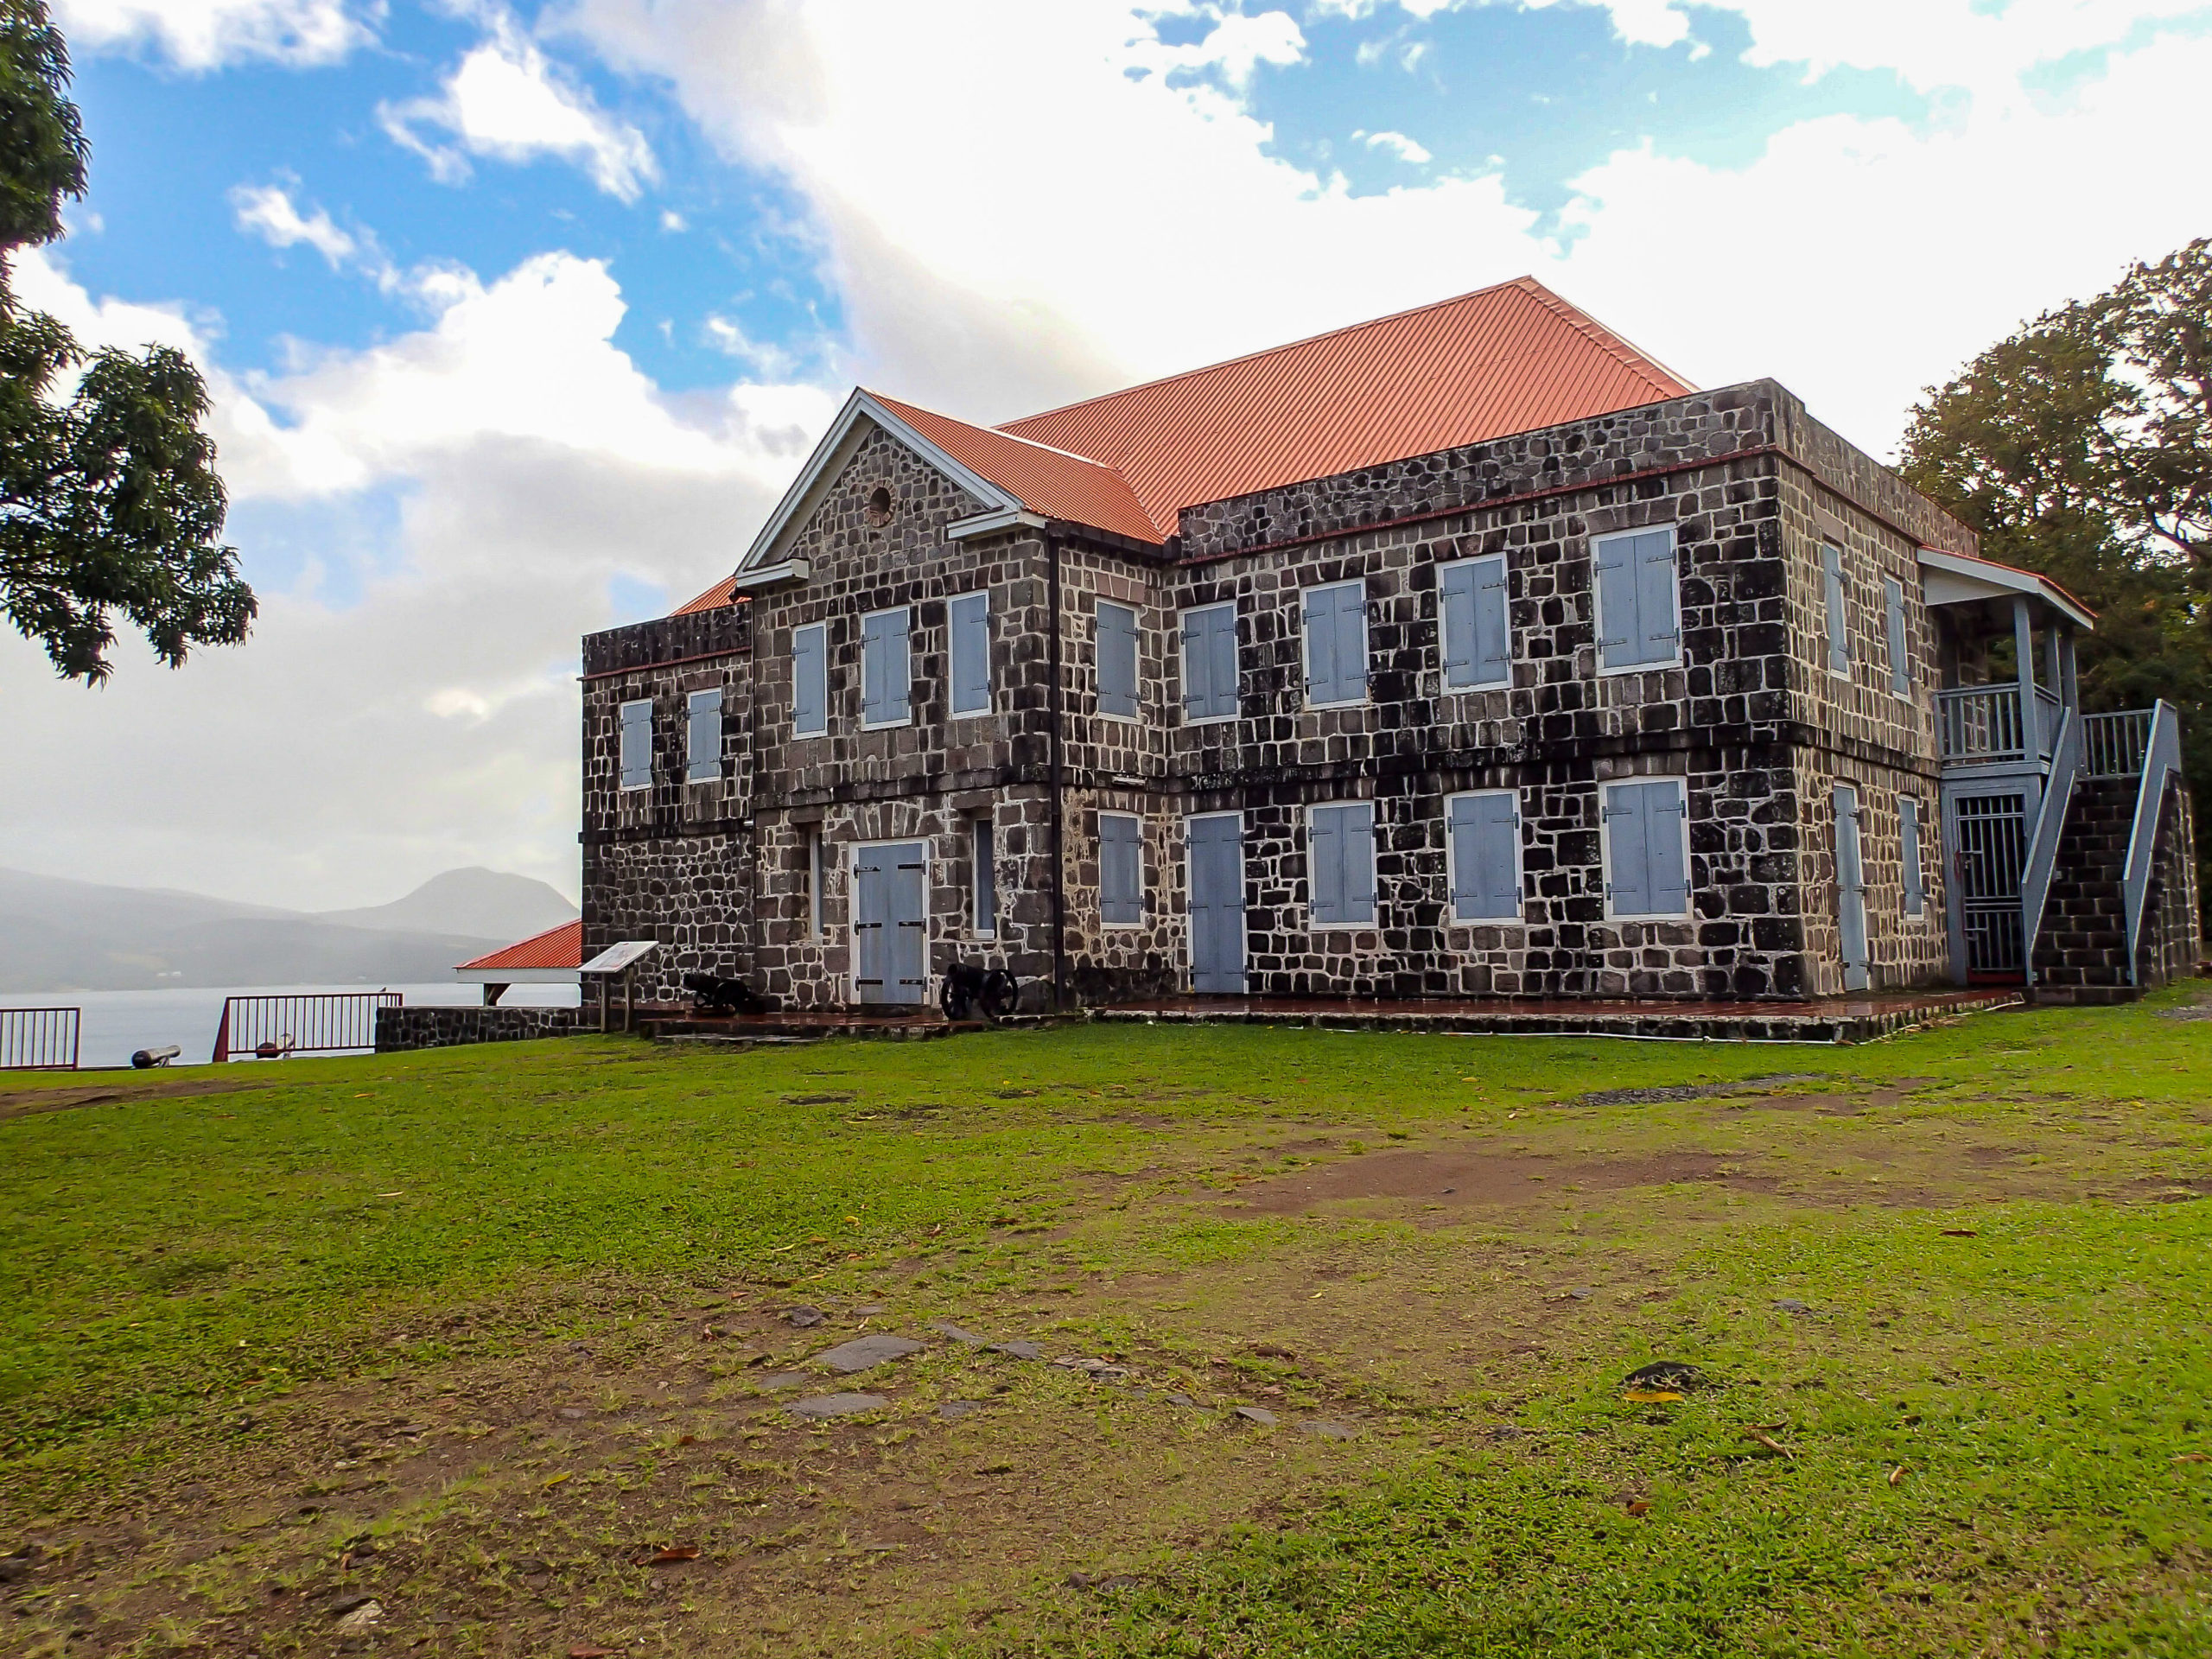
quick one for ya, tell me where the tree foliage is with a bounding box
[0,0,253,682]
[1900,239,2212,911]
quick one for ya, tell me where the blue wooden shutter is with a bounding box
[1182,604,1236,721]
[1098,601,1139,718]
[1824,544,1850,673]
[1885,576,1909,696]
[1333,585,1367,702]
[1632,530,1678,664]
[1101,814,1142,924]
[1452,793,1518,920]
[1310,806,1344,924]
[1303,586,1338,704]
[685,689,721,782]
[1594,535,1638,669]
[973,817,997,937]
[864,609,910,725]
[619,699,652,789]
[792,625,826,736]
[1604,783,1649,914]
[1901,796,1924,916]
[950,592,990,715]
[1440,563,1478,689]
[1474,556,1510,685]
[884,609,912,722]
[1346,804,1376,923]
[1643,780,1688,915]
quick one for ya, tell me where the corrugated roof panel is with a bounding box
[458,918,583,971]
[871,392,1169,543]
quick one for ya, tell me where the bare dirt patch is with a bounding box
[1224,1147,1784,1214]
[0,1075,271,1121]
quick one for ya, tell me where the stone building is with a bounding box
[580,279,2197,1011]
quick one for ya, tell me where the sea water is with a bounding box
[0,982,581,1071]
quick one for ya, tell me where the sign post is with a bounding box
[578,940,660,1033]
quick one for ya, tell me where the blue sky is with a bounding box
[9,0,2212,910]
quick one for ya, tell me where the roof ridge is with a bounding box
[1509,276,1693,393]
[868,387,1120,469]
[998,275,1547,431]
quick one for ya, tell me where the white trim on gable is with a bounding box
[734,389,1027,577]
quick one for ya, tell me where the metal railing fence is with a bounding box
[212,992,401,1062]
[1,1007,79,1071]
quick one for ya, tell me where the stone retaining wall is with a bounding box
[375,1006,582,1053]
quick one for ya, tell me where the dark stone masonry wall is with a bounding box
[2140,782,2202,990]
[376,1006,580,1053]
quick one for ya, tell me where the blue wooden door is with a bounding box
[1833,786,1869,992]
[1187,814,1246,994]
[854,841,927,1005]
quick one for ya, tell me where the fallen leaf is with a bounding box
[1624,1389,1683,1403]
[651,1546,700,1563]
[1626,1500,1651,1516]
[1738,1427,1795,1459]
[676,1434,696,1446]
[570,1647,618,1658]
[377,1192,404,1198]
[542,1472,571,1489]
[1940,1229,1978,1237]
[2172,1453,2209,1465]
[1888,1465,1908,1485]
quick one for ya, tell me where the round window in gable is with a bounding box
[864,486,895,528]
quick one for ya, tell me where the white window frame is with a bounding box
[1598,776,1693,922]
[791,620,828,739]
[1301,578,1370,710]
[1444,788,1524,926]
[860,604,913,732]
[1306,798,1377,931]
[1591,524,1683,678]
[847,836,931,1007]
[972,815,997,939]
[948,589,992,720]
[1179,601,1239,728]
[1098,810,1145,928]
[1823,543,1852,680]
[1437,555,1511,692]
[1096,599,1143,726]
[684,687,722,785]
[617,697,653,792]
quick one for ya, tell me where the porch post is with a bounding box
[2012,595,2037,751]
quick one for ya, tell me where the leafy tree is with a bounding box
[1900,239,2212,919]
[0,0,252,683]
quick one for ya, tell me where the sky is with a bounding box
[5,0,2210,913]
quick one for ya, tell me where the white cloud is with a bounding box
[381,14,657,200]
[230,181,359,267]
[55,0,372,68]
[2,248,834,909]
[1134,10,1307,88]
[1362,128,1433,162]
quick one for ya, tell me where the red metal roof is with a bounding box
[672,575,742,613]
[457,918,582,972]
[870,391,1167,544]
[996,276,1691,538]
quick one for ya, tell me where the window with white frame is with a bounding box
[1180,601,1238,723]
[973,816,998,938]
[1439,555,1510,690]
[792,622,828,737]
[1601,778,1689,918]
[1308,801,1376,926]
[1099,811,1143,925]
[1900,795,1926,918]
[1822,543,1851,677]
[1303,580,1368,707]
[618,698,652,791]
[1096,601,1141,720]
[861,607,912,728]
[685,688,722,783]
[949,591,991,716]
[1447,790,1522,921]
[1592,526,1680,672]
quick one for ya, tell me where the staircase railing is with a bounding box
[2120,700,2183,985]
[2082,709,2153,779]
[2018,704,2082,988]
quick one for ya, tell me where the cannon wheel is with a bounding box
[976,969,1019,1022]
[938,976,975,1022]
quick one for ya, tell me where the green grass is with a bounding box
[4,994,2212,1656]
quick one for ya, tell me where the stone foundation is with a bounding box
[375,1006,582,1052]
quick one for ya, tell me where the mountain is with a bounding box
[316,868,578,942]
[0,867,577,994]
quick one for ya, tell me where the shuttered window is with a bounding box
[1448,791,1522,921]
[1180,602,1239,723]
[792,623,828,737]
[1592,527,1680,671]
[973,817,997,938]
[949,591,991,716]
[1303,581,1368,706]
[1309,801,1377,927]
[1823,543,1851,676]
[1100,812,1143,925]
[1900,796,1925,917]
[861,607,912,728]
[1885,576,1910,696]
[618,699,652,790]
[1439,556,1510,690]
[685,689,721,783]
[1603,779,1690,918]
[1097,601,1141,720]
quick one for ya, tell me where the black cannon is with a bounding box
[130,1044,181,1069]
[939,962,1019,1022]
[683,971,779,1016]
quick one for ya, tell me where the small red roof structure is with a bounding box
[455,918,583,976]
[671,574,742,614]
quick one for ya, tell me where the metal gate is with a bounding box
[1952,792,2026,980]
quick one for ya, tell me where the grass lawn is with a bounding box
[4,988,2212,1656]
